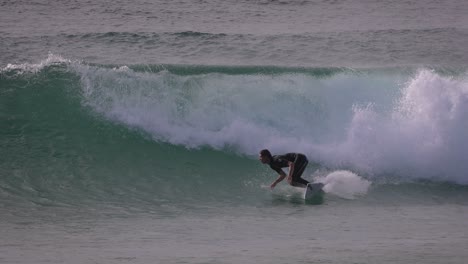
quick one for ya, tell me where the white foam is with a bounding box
[315,170,371,199]
[1,53,71,74]
[320,70,468,184]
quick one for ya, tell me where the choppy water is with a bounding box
[2,0,468,67]
[1,0,468,263]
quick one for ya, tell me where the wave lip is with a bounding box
[1,53,71,75]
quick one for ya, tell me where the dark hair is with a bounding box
[259,149,272,158]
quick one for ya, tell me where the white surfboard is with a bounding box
[304,183,324,200]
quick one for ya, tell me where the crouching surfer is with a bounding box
[259,149,311,190]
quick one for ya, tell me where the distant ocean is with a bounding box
[1,1,468,263]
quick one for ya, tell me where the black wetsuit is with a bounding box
[269,153,309,186]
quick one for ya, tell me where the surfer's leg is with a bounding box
[291,155,309,187]
[291,178,309,187]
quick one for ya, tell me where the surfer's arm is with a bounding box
[270,170,287,189]
[287,161,295,183]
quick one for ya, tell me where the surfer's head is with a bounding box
[259,149,272,164]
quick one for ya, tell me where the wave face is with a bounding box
[1,56,468,209]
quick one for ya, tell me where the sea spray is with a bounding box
[319,70,468,184]
[316,170,371,199]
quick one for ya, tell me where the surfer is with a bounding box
[259,149,310,190]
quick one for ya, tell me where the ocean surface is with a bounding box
[1,0,468,263]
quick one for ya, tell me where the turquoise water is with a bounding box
[1,0,468,263]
